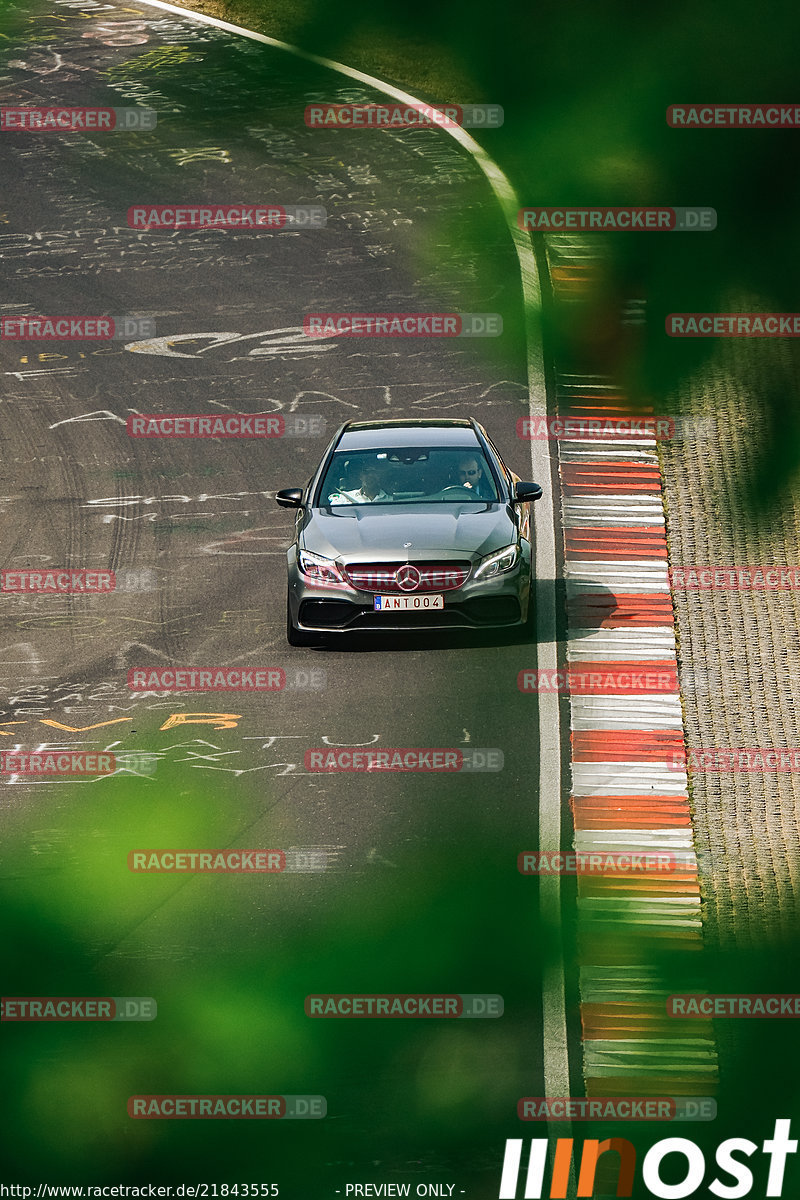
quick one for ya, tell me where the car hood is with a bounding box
[300,503,517,562]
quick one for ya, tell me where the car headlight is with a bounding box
[298,549,346,585]
[473,544,519,580]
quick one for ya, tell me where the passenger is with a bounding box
[329,463,391,504]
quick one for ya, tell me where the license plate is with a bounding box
[374,594,443,611]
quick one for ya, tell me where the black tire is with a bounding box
[517,571,537,642]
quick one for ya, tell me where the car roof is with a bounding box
[337,419,481,451]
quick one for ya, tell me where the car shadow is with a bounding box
[302,577,622,652]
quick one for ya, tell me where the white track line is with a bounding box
[130,0,570,1113]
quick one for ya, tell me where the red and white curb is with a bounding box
[545,236,719,1100]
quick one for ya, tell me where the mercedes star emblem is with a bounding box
[395,564,421,592]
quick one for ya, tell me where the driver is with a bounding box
[456,455,493,498]
[329,462,391,504]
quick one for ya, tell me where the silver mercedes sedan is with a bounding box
[276,418,542,645]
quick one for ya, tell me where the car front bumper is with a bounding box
[286,546,532,633]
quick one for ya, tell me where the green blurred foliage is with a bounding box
[203,0,800,504]
[3,1,800,1190]
[1,769,553,1188]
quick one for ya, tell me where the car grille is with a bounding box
[344,561,471,593]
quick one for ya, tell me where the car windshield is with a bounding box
[319,447,500,505]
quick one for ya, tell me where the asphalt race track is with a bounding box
[0,1,573,1191]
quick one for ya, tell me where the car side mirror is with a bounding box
[514,482,543,503]
[276,488,304,508]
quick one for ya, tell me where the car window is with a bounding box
[481,432,512,488]
[319,448,499,505]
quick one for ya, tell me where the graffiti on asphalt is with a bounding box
[82,19,150,46]
[0,227,302,277]
[125,328,338,360]
[0,707,397,782]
